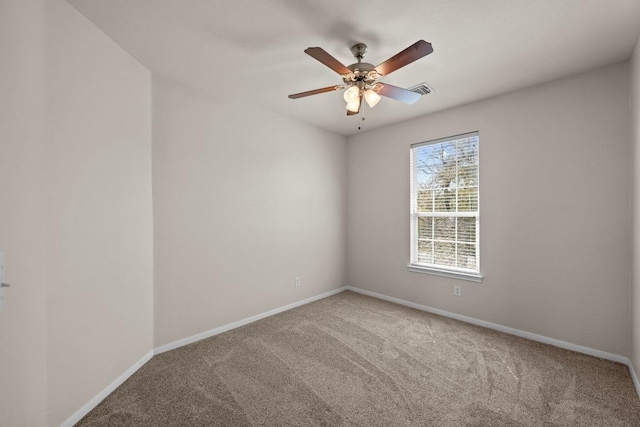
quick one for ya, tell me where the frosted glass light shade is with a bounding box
[343,85,360,102]
[364,89,381,108]
[346,98,360,112]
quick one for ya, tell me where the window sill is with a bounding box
[407,264,483,282]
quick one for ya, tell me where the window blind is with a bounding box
[410,132,479,274]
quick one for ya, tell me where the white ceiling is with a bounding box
[68,0,640,136]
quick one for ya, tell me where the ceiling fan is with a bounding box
[288,40,433,115]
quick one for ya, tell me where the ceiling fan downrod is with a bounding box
[350,43,368,62]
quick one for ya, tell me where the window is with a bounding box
[409,132,481,281]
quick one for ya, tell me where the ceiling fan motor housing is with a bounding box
[343,43,381,90]
[344,62,380,89]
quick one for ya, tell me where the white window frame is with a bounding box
[408,131,482,282]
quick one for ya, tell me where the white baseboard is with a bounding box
[630,361,640,399]
[60,287,348,426]
[345,286,629,364]
[60,350,154,427]
[154,286,348,355]
[346,285,640,400]
[61,283,639,426]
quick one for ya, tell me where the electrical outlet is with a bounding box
[454,285,461,297]
[295,277,301,287]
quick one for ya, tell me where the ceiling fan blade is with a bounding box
[375,40,433,76]
[376,83,421,105]
[305,47,351,75]
[288,85,344,99]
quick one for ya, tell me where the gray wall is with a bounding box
[631,37,640,379]
[0,1,154,425]
[0,1,48,425]
[45,1,154,424]
[152,76,347,347]
[347,62,631,356]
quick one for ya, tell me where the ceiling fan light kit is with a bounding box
[288,40,433,116]
[343,85,360,103]
[346,99,361,113]
[364,88,381,108]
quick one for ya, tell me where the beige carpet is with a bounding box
[77,291,640,426]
